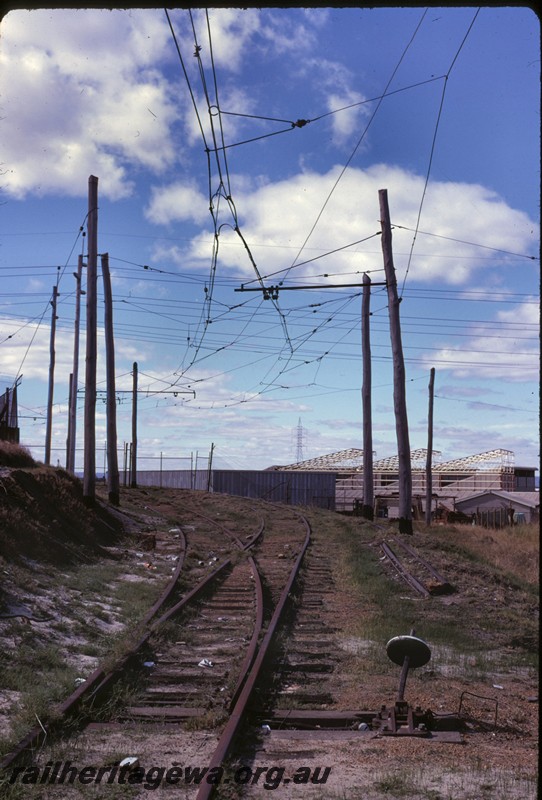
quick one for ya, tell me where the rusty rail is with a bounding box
[0,515,265,771]
[388,536,453,592]
[195,514,312,800]
[379,540,431,598]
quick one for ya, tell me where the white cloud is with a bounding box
[147,163,537,285]
[497,299,539,326]
[326,89,367,145]
[178,82,257,151]
[145,182,209,225]
[0,316,144,386]
[300,8,331,29]
[0,9,180,200]
[191,8,262,73]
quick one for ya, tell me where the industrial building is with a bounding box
[274,447,538,521]
[134,447,537,524]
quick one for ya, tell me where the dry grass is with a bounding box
[0,466,124,564]
[0,441,36,468]
[444,522,539,587]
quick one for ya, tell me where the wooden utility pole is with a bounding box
[83,175,98,505]
[66,255,84,473]
[101,253,120,505]
[425,367,436,526]
[361,273,374,519]
[44,284,58,465]
[379,188,413,534]
[207,442,215,492]
[66,373,73,468]
[130,361,138,488]
[123,441,128,486]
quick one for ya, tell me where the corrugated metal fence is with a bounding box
[135,469,336,510]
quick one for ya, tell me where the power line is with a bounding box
[214,76,447,151]
[279,7,429,286]
[400,7,481,296]
[393,224,538,261]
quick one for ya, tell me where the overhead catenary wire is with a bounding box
[400,8,481,296]
[279,7,429,287]
[163,7,295,379]
[213,75,447,151]
[4,11,537,452]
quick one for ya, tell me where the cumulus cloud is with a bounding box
[496,300,539,326]
[0,8,331,201]
[326,89,368,145]
[0,316,143,386]
[189,8,262,73]
[147,163,536,285]
[0,9,180,199]
[145,182,209,225]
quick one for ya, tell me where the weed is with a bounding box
[111,579,160,621]
[374,772,418,796]
[184,708,229,730]
[77,643,102,657]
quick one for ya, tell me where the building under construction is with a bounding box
[134,447,537,520]
[274,448,537,514]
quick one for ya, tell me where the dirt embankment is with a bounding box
[0,462,125,566]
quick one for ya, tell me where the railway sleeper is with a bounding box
[281,661,335,674]
[282,636,330,647]
[147,668,229,681]
[140,687,226,702]
[284,649,340,662]
[295,623,338,633]
[277,691,335,705]
[122,706,207,721]
[213,599,254,606]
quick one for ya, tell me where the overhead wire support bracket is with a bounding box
[235,281,388,296]
[77,389,196,398]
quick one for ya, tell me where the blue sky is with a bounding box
[0,7,539,473]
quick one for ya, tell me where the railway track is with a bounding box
[1,500,467,799]
[1,493,537,799]
[379,534,455,598]
[0,497,312,798]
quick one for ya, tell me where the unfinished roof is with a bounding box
[434,449,515,472]
[280,448,365,471]
[279,447,520,475]
[373,449,442,472]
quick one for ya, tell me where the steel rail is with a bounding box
[380,540,431,598]
[228,553,265,711]
[0,514,265,770]
[195,514,312,800]
[388,536,451,586]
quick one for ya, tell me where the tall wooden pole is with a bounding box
[361,273,374,520]
[66,373,73,468]
[66,254,83,473]
[123,441,128,487]
[207,442,215,492]
[101,253,120,505]
[425,367,436,526]
[379,188,413,534]
[83,175,98,505]
[130,361,138,488]
[44,284,58,465]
